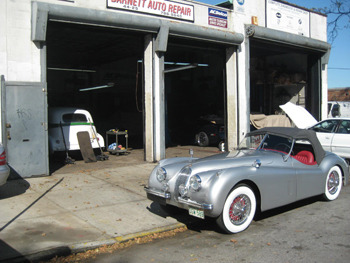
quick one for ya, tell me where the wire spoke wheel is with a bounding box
[229,195,251,225]
[217,184,256,234]
[323,166,342,201]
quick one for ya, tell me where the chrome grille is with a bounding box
[174,166,191,201]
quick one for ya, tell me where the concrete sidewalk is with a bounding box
[0,146,218,262]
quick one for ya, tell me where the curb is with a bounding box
[4,223,186,263]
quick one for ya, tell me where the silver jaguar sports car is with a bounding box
[145,127,349,234]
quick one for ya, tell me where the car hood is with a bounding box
[165,150,276,176]
[279,102,318,129]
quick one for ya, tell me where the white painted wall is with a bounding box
[0,0,329,147]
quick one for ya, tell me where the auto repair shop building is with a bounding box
[0,0,330,177]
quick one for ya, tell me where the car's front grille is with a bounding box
[174,167,191,201]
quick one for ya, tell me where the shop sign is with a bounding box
[208,8,227,28]
[234,0,245,14]
[107,0,194,22]
[266,0,309,37]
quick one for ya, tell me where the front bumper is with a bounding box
[144,186,213,210]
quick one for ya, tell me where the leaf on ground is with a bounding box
[230,239,238,243]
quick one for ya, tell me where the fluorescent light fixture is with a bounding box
[79,83,114,92]
[165,63,199,73]
[138,60,208,67]
[47,67,96,73]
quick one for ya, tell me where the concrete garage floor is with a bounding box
[49,146,222,176]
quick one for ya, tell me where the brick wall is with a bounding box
[328,88,350,101]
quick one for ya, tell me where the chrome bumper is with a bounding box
[177,197,213,210]
[144,187,171,199]
[145,187,213,210]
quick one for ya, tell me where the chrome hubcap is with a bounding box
[328,171,340,195]
[229,194,251,225]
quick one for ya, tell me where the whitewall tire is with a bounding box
[323,166,342,201]
[217,184,256,234]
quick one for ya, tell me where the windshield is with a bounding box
[236,134,264,153]
[259,134,293,154]
[237,133,294,155]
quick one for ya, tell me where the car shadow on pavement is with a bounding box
[254,195,320,222]
[0,167,30,200]
[147,196,321,234]
[147,202,223,233]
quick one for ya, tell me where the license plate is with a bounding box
[189,207,205,219]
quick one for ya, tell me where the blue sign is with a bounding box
[208,8,228,19]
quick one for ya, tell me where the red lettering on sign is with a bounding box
[168,4,173,13]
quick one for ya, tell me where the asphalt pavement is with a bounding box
[0,146,218,263]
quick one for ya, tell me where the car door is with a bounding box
[330,120,350,159]
[292,141,325,200]
[310,120,340,152]
[294,160,324,200]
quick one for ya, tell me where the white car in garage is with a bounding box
[48,107,105,154]
[280,102,350,160]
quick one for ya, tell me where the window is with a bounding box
[337,120,350,134]
[62,113,87,123]
[311,120,340,133]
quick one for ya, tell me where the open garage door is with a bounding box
[1,76,49,178]
[46,21,145,157]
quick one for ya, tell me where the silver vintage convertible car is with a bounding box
[145,127,349,234]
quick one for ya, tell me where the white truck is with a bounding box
[328,101,350,118]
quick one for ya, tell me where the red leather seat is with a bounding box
[294,151,315,165]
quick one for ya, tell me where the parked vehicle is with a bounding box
[48,107,105,154]
[281,102,350,160]
[0,143,10,186]
[145,127,349,234]
[308,118,350,160]
[328,101,350,118]
[194,115,225,147]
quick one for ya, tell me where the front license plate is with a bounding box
[189,207,205,219]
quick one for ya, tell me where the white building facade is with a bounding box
[0,0,330,177]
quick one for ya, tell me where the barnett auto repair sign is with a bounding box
[107,0,194,22]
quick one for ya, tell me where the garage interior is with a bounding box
[46,20,226,164]
[249,38,323,121]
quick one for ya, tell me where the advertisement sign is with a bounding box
[266,0,309,37]
[208,8,227,28]
[234,0,245,14]
[107,0,194,22]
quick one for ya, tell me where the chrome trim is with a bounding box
[177,197,213,210]
[144,187,171,199]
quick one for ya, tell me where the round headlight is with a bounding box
[189,174,202,191]
[179,184,188,197]
[156,167,167,182]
